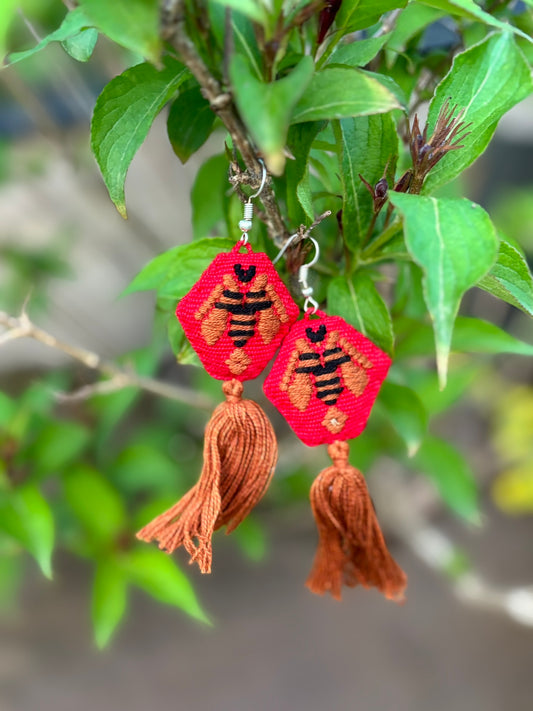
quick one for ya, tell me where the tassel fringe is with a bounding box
[306,441,407,602]
[136,380,277,573]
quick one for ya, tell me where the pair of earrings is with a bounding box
[137,166,407,602]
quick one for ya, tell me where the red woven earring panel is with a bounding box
[263,311,391,446]
[177,243,300,381]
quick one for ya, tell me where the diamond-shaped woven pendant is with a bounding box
[177,242,300,381]
[263,310,391,446]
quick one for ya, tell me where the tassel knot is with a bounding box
[222,379,243,402]
[327,441,349,469]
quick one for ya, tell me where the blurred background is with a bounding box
[1,3,533,711]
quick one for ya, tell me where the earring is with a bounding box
[137,163,299,573]
[264,232,407,602]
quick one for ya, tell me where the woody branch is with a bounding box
[161,0,290,245]
[0,309,215,410]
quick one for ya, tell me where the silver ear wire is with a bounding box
[237,159,267,243]
[273,233,320,313]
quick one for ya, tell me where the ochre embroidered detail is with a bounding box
[226,348,251,375]
[322,406,347,434]
[136,380,278,573]
[306,441,407,601]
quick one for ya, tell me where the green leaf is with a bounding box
[286,121,325,223]
[62,27,98,63]
[24,420,90,478]
[91,58,189,217]
[232,516,267,562]
[210,0,268,24]
[123,237,234,299]
[478,237,533,316]
[387,4,446,51]
[396,316,533,359]
[420,0,533,42]
[63,465,127,545]
[336,0,408,33]
[167,87,216,164]
[0,0,17,59]
[389,194,498,386]
[92,559,128,648]
[413,436,479,522]
[292,67,401,123]
[0,484,54,578]
[230,55,314,174]
[327,34,390,67]
[424,33,533,193]
[191,154,229,239]
[78,0,161,62]
[379,382,428,456]
[327,272,394,355]
[0,391,16,427]
[6,8,95,65]
[336,113,398,250]
[111,443,178,494]
[123,547,209,624]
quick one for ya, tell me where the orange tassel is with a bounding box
[136,379,277,573]
[306,441,407,602]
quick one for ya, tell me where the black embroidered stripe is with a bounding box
[230,318,255,326]
[314,376,341,387]
[295,355,350,375]
[222,289,242,300]
[324,399,339,406]
[246,290,266,298]
[323,347,342,357]
[228,329,255,338]
[316,387,343,400]
[298,352,320,361]
[233,340,248,347]
[215,301,272,315]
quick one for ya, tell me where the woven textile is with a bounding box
[263,311,391,446]
[177,243,299,381]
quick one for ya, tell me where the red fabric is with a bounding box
[263,310,391,446]
[177,243,300,381]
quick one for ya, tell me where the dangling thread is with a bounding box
[137,380,277,573]
[306,441,407,601]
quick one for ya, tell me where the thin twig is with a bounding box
[0,310,215,410]
[160,0,289,244]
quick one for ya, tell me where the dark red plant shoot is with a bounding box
[317,1,343,44]
[407,99,471,193]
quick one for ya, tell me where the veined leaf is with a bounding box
[379,382,428,456]
[0,484,54,578]
[230,55,314,174]
[396,316,533,359]
[478,237,533,316]
[413,436,479,522]
[167,86,216,164]
[123,547,210,624]
[79,0,161,62]
[420,0,533,42]
[191,154,229,239]
[327,34,390,67]
[92,559,128,648]
[336,113,398,250]
[424,33,533,193]
[91,58,189,217]
[122,237,234,299]
[286,121,325,223]
[387,4,446,51]
[6,7,94,65]
[0,0,17,59]
[292,67,400,123]
[389,194,498,386]
[62,27,98,63]
[336,0,408,33]
[327,272,394,355]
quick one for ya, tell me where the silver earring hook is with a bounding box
[273,233,320,313]
[248,159,267,200]
[237,160,267,244]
